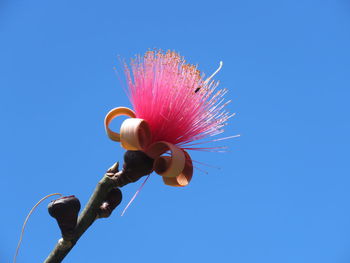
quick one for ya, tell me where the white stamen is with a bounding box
[212,134,240,141]
[14,193,62,263]
[204,61,223,84]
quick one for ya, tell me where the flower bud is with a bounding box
[123,150,154,176]
[48,195,81,239]
[98,188,122,218]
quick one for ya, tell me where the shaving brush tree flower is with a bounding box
[105,50,232,187]
[32,49,234,263]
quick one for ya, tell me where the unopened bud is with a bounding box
[48,195,81,239]
[98,188,122,218]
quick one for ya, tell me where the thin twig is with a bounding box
[43,161,146,263]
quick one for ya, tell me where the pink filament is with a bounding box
[125,50,231,151]
[121,174,151,216]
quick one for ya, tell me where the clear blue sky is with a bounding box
[1,0,350,262]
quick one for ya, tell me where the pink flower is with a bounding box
[105,50,234,188]
[124,50,231,151]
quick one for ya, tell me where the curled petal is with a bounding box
[161,151,193,187]
[147,141,186,178]
[105,107,194,187]
[120,118,151,150]
[104,107,136,142]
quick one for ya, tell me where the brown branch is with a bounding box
[44,151,154,263]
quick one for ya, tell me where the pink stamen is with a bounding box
[121,174,151,216]
[124,50,231,151]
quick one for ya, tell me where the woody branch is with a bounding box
[44,151,154,263]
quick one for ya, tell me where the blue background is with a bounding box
[1,0,350,262]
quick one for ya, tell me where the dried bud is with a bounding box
[48,195,81,239]
[98,188,122,218]
[123,150,154,177]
